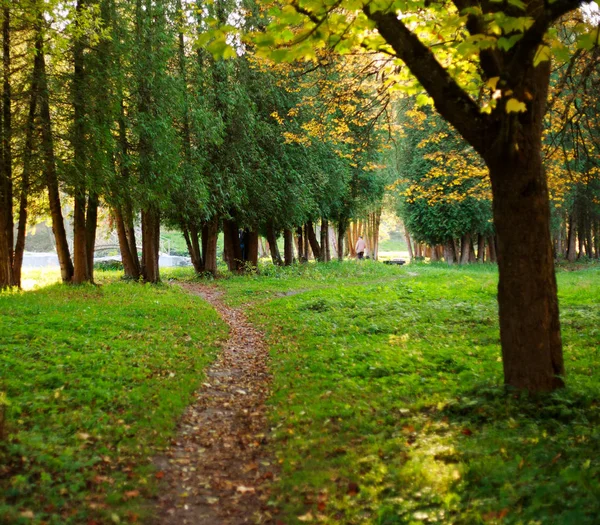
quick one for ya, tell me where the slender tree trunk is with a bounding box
[337,220,347,262]
[296,226,304,262]
[319,218,327,262]
[487,235,497,263]
[115,209,139,279]
[284,228,294,265]
[459,233,471,265]
[202,215,219,275]
[37,24,73,282]
[182,224,203,273]
[141,207,160,283]
[404,226,413,261]
[476,234,485,263]
[430,245,440,262]
[0,5,13,288]
[443,240,456,264]
[85,193,98,281]
[307,221,321,261]
[72,0,91,284]
[266,220,282,265]
[302,224,309,261]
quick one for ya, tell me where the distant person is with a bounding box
[355,236,366,260]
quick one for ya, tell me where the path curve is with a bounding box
[152,283,275,525]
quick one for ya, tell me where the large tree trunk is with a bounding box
[487,131,564,391]
[266,220,282,265]
[141,207,160,283]
[37,24,73,283]
[306,221,321,261]
[283,229,294,265]
[202,215,219,275]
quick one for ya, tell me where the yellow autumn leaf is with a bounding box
[506,98,527,113]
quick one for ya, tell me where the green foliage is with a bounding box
[0,277,227,523]
[215,262,600,524]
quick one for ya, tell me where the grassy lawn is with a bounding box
[0,277,228,524]
[215,261,600,524]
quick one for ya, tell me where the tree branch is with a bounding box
[363,4,489,155]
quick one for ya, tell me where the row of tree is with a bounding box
[0,0,390,288]
[392,31,599,265]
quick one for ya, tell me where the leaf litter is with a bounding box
[152,284,276,524]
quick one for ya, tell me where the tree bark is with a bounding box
[443,240,456,264]
[37,23,73,283]
[487,236,497,263]
[459,233,471,265]
[0,4,13,288]
[477,234,485,263]
[266,220,282,265]
[283,228,294,265]
[85,193,98,281]
[202,215,219,275]
[115,209,140,279]
[223,218,242,272]
[141,207,160,283]
[296,226,304,262]
[183,224,203,273]
[72,0,91,284]
[487,127,564,391]
[246,230,259,268]
[337,220,347,262]
[306,221,321,261]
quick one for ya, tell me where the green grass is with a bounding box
[0,277,228,524]
[213,261,600,525]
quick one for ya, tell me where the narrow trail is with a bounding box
[152,283,275,525]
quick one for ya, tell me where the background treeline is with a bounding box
[0,0,391,287]
[392,17,600,264]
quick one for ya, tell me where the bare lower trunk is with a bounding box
[183,224,203,273]
[73,194,89,284]
[487,236,497,263]
[477,234,485,263]
[459,233,471,265]
[246,230,258,268]
[202,216,219,275]
[115,209,140,279]
[337,220,347,262]
[488,137,564,391]
[306,221,321,260]
[266,221,282,265]
[141,207,160,283]
[430,245,440,262]
[404,226,413,261]
[223,219,242,272]
[85,194,98,281]
[284,229,294,265]
[443,240,456,264]
[37,24,73,282]
[296,226,304,262]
